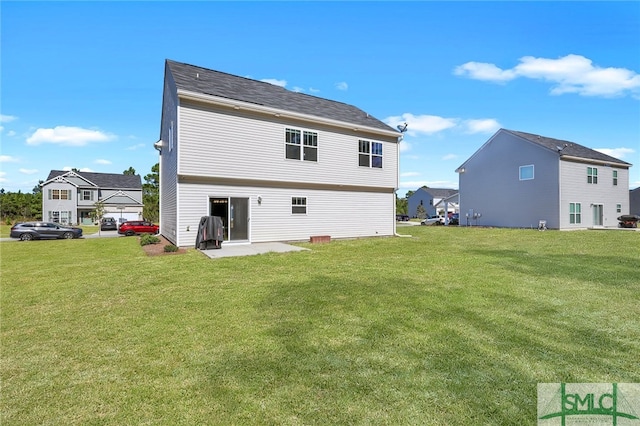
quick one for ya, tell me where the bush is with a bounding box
[164,244,179,253]
[140,234,161,246]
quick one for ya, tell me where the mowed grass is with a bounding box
[1,227,639,425]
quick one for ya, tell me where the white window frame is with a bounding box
[358,139,383,168]
[613,170,618,186]
[291,197,307,214]
[285,127,318,162]
[82,190,93,201]
[569,202,582,224]
[49,189,71,200]
[519,165,534,181]
[587,167,598,184]
[616,204,622,213]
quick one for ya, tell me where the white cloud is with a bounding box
[309,87,320,93]
[292,86,304,93]
[385,113,457,136]
[0,155,19,163]
[594,147,635,160]
[95,159,112,165]
[19,168,38,175]
[0,114,18,123]
[454,54,640,97]
[442,154,458,161]
[126,143,146,151]
[261,78,287,87]
[401,171,421,177]
[26,126,115,146]
[462,119,501,134]
[63,166,93,172]
[7,130,16,137]
[335,82,348,91]
[399,140,411,153]
[0,171,6,182]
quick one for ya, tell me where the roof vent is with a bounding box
[196,73,199,79]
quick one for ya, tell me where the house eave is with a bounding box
[560,155,631,168]
[176,89,401,139]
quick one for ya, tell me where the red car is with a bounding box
[118,220,159,236]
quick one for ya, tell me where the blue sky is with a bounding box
[1,1,639,196]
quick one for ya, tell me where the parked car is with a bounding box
[421,215,442,226]
[396,214,410,221]
[118,220,159,236]
[449,213,460,225]
[10,222,83,241]
[100,217,118,231]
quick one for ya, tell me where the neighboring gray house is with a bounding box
[157,60,401,247]
[631,187,640,216]
[407,187,458,218]
[42,170,143,225]
[456,129,632,229]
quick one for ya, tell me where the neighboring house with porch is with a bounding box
[455,129,632,229]
[42,170,143,225]
[407,187,458,218]
[156,59,401,247]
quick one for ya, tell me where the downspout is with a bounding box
[394,127,411,238]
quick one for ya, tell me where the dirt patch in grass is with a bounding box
[141,235,187,256]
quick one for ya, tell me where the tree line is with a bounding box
[0,164,159,224]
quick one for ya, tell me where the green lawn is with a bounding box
[2,227,639,425]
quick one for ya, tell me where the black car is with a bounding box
[10,222,83,241]
[100,217,118,231]
[449,213,459,225]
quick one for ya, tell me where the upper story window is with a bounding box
[613,170,618,186]
[82,190,93,201]
[49,189,71,200]
[616,204,622,213]
[519,165,534,180]
[587,167,598,184]
[359,140,382,168]
[285,128,318,162]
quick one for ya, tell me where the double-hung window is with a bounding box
[291,197,307,214]
[82,190,93,201]
[358,140,383,168]
[49,189,71,200]
[285,128,317,162]
[613,170,618,186]
[569,203,581,224]
[587,167,598,184]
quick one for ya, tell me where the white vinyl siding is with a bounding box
[177,101,398,189]
[174,182,394,247]
[559,161,630,228]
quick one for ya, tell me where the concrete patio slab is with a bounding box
[199,242,309,259]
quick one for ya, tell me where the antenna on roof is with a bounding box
[397,123,408,133]
[557,143,568,152]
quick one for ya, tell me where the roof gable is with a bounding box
[46,170,142,189]
[505,129,631,166]
[166,59,398,135]
[101,190,143,205]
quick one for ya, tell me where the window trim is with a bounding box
[587,167,598,184]
[613,170,618,186]
[285,127,318,162]
[291,197,307,215]
[358,139,383,169]
[519,164,534,181]
[569,202,582,224]
[616,204,622,213]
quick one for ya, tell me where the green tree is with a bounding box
[416,204,426,220]
[396,194,408,215]
[143,163,159,222]
[123,167,136,175]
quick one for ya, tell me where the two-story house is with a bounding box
[156,60,401,247]
[455,129,632,229]
[407,187,459,218]
[42,170,143,225]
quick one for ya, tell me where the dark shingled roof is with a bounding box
[166,59,398,134]
[46,170,142,189]
[421,187,458,199]
[505,129,632,166]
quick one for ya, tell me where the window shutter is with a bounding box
[48,189,52,200]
